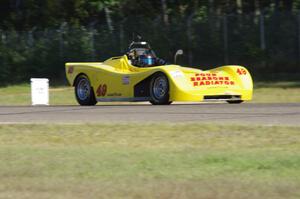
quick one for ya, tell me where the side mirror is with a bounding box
[174,49,183,64]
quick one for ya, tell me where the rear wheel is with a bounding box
[75,75,97,106]
[227,100,244,104]
[150,73,172,105]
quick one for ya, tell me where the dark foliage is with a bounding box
[0,0,300,85]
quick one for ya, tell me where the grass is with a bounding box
[0,84,76,105]
[253,82,300,103]
[0,123,300,199]
[1,81,300,105]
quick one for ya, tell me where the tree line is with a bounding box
[0,0,300,85]
[1,0,299,30]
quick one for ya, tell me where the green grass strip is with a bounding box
[0,123,300,198]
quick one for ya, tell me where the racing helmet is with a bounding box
[138,54,155,66]
[137,49,157,66]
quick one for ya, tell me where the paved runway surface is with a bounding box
[0,103,299,126]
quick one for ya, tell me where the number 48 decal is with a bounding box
[97,84,107,96]
[237,68,247,75]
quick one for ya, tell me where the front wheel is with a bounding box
[75,75,97,106]
[149,73,172,105]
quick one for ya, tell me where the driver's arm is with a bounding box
[156,58,166,65]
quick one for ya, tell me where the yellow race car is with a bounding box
[65,41,253,105]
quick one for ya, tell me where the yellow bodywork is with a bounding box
[65,55,253,102]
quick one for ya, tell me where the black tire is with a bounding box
[149,73,172,105]
[74,75,97,106]
[227,100,244,104]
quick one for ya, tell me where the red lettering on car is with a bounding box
[237,68,247,75]
[97,84,107,96]
[68,66,74,74]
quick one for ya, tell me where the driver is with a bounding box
[127,49,166,67]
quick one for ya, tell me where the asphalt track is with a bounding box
[0,103,299,126]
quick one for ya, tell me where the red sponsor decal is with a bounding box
[68,66,74,74]
[190,73,235,86]
[237,68,247,75]
[97,84,107,96]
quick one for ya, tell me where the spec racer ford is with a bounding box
[65,40,253,105]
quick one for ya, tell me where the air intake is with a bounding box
[204,95,241,100]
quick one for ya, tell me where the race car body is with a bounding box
[65,41,253,105]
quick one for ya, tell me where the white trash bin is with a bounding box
[31,78,49,106]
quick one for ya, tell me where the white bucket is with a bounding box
[31,78,49,105]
